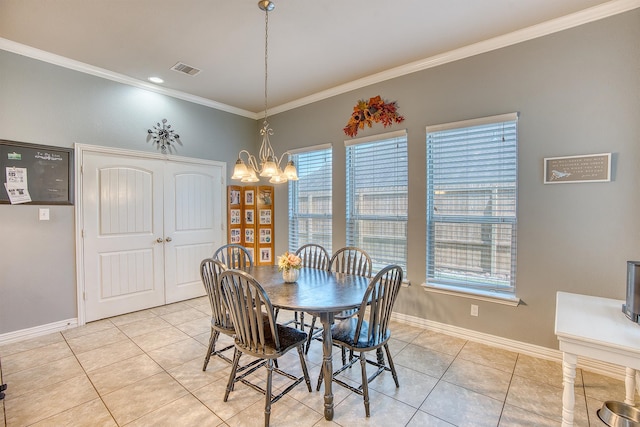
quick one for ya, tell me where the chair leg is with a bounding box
[315,363,324,392]
[383,343,400,388]
[299,312,305,331]
[304,316,316,354]
[341,347,346,366]
[297,346,312,392]
[360,352,370,417]
[202,329,218,371]
[224,348,241,402]
[265,359,274,427]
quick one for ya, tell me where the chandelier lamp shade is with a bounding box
[231,0,298,184]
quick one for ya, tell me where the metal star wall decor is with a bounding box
[147,119,180,152]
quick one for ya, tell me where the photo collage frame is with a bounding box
[227,185,274,266]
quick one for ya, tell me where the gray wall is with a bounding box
[267,10,640,348]
[0,50,256,334]
[1,10,639,349]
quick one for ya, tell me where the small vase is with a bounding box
[282,268,299,283]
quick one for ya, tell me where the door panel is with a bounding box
[164,161,224,303]
[83,153,165,321]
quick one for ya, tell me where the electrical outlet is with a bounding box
[471,304,479,316]
[39,208,50,221]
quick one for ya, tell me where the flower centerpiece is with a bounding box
[277,251,302,283]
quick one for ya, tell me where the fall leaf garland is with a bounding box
[343,95,405,137]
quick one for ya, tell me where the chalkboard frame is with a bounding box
[0,139,74,205]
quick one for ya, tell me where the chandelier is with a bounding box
[231,0,298,184]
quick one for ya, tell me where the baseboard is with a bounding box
[0,318,77,346]
[391,312,627,380]
[0,314,626,380]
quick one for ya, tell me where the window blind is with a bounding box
[346,130,408,273]
[288,146,332,254]
[426,113,518,294]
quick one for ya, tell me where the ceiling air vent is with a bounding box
[170,62,201,76]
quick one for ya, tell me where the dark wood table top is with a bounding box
[245,265,370,313]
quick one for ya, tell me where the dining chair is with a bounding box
[213,243,253,269]
[200,258,265,374]
[316,264,403,417]
[329,246,372,278]
[296,243,330,270]
[305,246,374,357]
[288,244,330,348]
[200,258,233,370]
[219,269,312,427]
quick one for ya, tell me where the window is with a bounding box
[426,113,518,296]
[288,145,332,253]
[346,130,408,273]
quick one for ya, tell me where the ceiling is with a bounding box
[0,0,635,118]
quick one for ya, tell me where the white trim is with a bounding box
[344,129,407,147]
[426,112,519,133]
[391,311,627,380]
[0,38,256,119]
[74,143,226,327]
[5,2,636,118]
[269,0,640,116]
[0,309,626,381]
[422,283,521,306]
[0,318,77,346]
[288,143,332,155]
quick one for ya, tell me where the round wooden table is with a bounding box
[246,265,370,421]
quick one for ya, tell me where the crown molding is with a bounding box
[269,0,640,116]
[2,0,639,119]
[0,38,256,119]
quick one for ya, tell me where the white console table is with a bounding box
[555,291,640,426]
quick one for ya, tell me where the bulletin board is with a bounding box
[227,185,274,265]
[0,139,74,205]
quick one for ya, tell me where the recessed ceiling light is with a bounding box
[148,76,164,84]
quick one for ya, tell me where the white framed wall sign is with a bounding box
[543,153,611,184]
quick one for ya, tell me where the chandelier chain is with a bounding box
[264,8,269,121]
[230,1,298,184]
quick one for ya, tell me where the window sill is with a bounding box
[421,283,520,306]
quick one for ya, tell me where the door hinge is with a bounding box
[81,229,85,238]
[83,291,87,301]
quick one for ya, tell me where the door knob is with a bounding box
[156,238,164,243]
[165,237,172,242]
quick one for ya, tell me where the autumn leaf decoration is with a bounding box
[343,95,405,137]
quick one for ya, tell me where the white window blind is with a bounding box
[288,146,332,253]
[426,113,518,294]
[346,130,408,273]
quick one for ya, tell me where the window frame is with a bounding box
[287,144,333,254]
[425,113,519,301]
[345,130,408,274]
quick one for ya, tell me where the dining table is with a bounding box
[245,265,371,421]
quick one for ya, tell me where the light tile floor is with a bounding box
[0,296,628,426]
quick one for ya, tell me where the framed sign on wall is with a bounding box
[543,153,611,184]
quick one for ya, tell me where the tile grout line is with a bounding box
[61,325,123,426]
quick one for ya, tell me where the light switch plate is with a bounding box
[39,208,50,221]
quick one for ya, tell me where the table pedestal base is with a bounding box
[320,312,335,421]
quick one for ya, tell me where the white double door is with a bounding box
[81,149,225,322]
